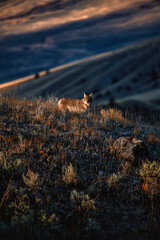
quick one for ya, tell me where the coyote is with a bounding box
[58,93,93,113]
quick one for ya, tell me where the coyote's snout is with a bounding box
[58,93,93,113]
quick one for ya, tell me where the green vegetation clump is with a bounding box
[140,161,160,178]
[140,161,160,196]
[107,173,123,188]
[71,190,95,211]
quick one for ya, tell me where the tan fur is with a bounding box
[58,93,93,113]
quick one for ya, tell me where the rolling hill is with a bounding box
[4,36,158,112]
[0,0,160,83]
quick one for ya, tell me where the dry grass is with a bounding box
[101,108,128,125]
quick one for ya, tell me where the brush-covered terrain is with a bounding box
[0,96,160,240]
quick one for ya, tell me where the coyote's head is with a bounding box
[83,93,93,104]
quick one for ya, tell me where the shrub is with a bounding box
[62,163,76,185]
[140,161,160,196]
[38,210,59,228]
[107,173,123,188]
[0,154,22,171]
[71,190,95,212]
[111,77,118,84]
[22,169,43,188]
[140,161,160,178]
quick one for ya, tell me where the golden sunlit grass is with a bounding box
[0,95,160,240]
[101,108,128,125]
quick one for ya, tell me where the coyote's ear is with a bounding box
[89,93,93,97]
[84,93,87,97]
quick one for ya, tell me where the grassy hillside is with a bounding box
[4,37,159,112]
[0,96,159,239]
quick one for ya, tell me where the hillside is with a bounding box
[0,96,160,240]
[1,0,159,35]
[2,37,159,114]
[0,0,160,83]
